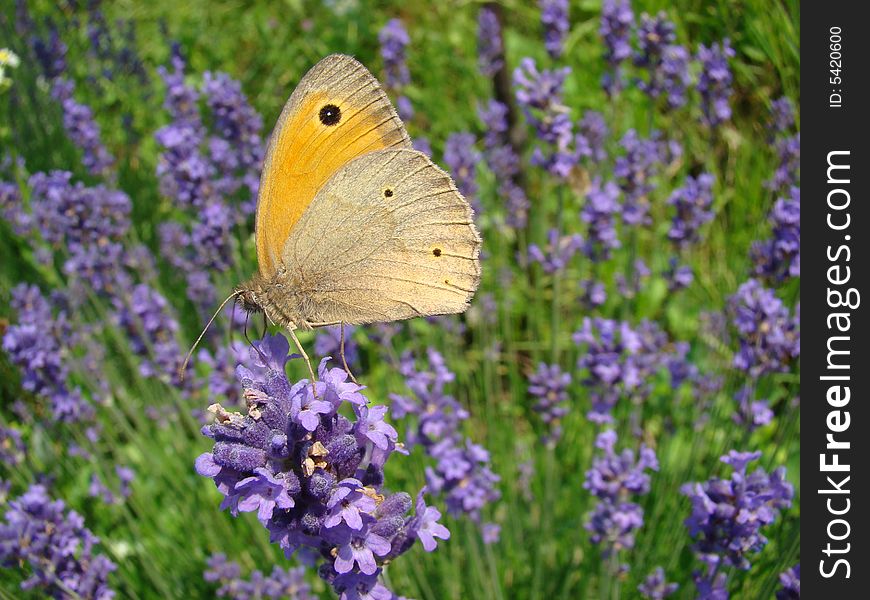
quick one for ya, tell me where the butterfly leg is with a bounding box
[287,324,319,399]
[339,323,359,385]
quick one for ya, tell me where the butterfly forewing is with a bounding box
[255,54,412,277]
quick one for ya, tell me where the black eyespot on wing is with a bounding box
[433,248,442,257]
[383,188,394,198]
[319,104,341,126]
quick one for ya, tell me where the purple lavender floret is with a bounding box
[514,58,583,178]
[572,317,668,423]
[202,71,264,210]
[113,284,183,384]
[732,387,773,431]
[0,426,25,467]
[315,326,360,370]
[3,284,93,422]
[196,334,448,598]
[581,178,621,260]
[600,0,635,96]
[633,13,680,102]
[204,553,314,599]
[390,349,501,529]
[770,97,796,134]
[28,171,132,294]
[527,362,571,444]
[766,133,800,194]
[478,6,504,77]
[540,0,569,59]
[638,566,679,599]
[682,450,793,573]
[444,132,481,213]
[379,19,411,90]
[0,180,31,235]
[776,563,800,600]
[577,111,609,164]
[31,23,68,79]
[664,259,694,292]
[583,430,658,556]
[527,229,584,274]
[50,79,115,177]
[614,130,668,226]
[667,173,715,247]
[696,39,735,127]
[0,484,116,599]
[728,279,800,377]
[479,100,529,228]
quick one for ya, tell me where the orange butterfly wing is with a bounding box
[254,54,412,277]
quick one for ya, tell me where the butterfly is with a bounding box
[183,54,481,383]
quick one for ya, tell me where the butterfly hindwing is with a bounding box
[255,54,412,277]
[279,149,481,325]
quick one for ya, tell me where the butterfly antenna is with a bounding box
[179,290,241,382]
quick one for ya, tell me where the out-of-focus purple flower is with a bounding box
[479,100,529,228]
[728,279,800,377]
[527,229,584,274]
[0,484,116,599]
[444,133,481,213]
[540,0,569,59]
[0,426,25,467]
[2,284,94,422]
[379,19,410,90]
[581,178,621,260]
[28,171,132,295]
[205,553,314,599]
[634,13,688,108]
[776,564,800,600]
[527,362,571,444]
[315,325,360,369]
[50,79,115,177]
[390,349,500,525]
[770,97,795,134]
[0,180,31,235]
[478,6,504,77]
[514,58,584,178]
[732,387,773,431]
[616,258,651,299]
[600,0,635,95]
[412,137,432,156]
[696,39,735,127]
[113,284,184,385]
[766,133,800,195]
[638,566,679,599]
[578,111,609,164]
[693,571,729,600]
[31,22,68,79]
[658,44,692,109]
[197,333,444,598]
[580,279,607,309]
[664,259,694,291]
[117,465,135,498]
[614,130,668,226]
[202,71,265,212]
[583,430,658,556]
[573,318,669,422]
[682,450,793,574]
[667,173,715,247]
[481,522,501,544]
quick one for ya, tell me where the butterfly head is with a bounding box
[235,276,266,315]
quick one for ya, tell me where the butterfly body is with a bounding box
[237,54,480,337]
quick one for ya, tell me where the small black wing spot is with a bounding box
[433,248,442,257]
[383,188,394,198]
[319,104,341,126]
